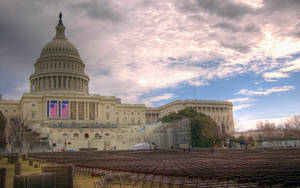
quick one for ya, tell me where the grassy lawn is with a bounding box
[0,157,96,188]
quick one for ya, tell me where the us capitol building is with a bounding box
[0,14,234,151]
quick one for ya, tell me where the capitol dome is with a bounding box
[29,12,89,94]
[40,38,80,58]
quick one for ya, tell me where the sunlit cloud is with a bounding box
[233,103,253,111]
[263,72,289,81]
[228,97,250,103]
[141,93,177,106]
[280,59,300,72]
[236,86,295,96]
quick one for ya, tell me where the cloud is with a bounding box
[219,40,251,53]
[176,0,256,20]
[69,0,122,22]
[263,72,289,80]
[228,97,250,103]
[142,93,176,106]
[280,59,300,72]
[0,0,300,107]
[236,86,295,96]
[235,113,300,132]
[233,103,253,111]
[188,79,208,86]
[213,22,240,32]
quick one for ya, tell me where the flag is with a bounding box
[50,101,57,118]
[62,101,69,118]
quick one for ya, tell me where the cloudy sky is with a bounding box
[0,0,299,130]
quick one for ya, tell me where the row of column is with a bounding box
[36,62,84,73]
[31,76,88,92]
[194,106,233,122]
[69,101,105,121]
[154,106,233,124]
[146,113,159,124]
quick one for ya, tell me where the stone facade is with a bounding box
[144,119,191,149]
[0,13,234,152]
[146,100,234,134]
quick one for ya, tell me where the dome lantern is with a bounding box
[54,12,66,40]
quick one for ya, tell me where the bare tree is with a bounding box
[0,111,7,149]
[283,115,300,139]
[256,120,276,131]
[256,121,282,141]
[8,117,39,153]
[25,131,40,152]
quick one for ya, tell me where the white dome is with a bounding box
[29,13,89,95]
[40,38,80,58]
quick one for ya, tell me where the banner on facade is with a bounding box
[50,100,58,118]
[62,101,69,118]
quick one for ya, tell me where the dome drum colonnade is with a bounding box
[29,12,89,94]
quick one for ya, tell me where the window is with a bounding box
[12,109,16,113]
[32,103,36,107]
[32,112,36,119]
[137,112,140,115]
[106,113,110,120]
[105,133,110,136]
[5,109,8,113]
[131,112,134,115]
[106,105,110,109]
[95,133,102,139]
[73,133,79,138]
[84,133,89,139]
[116,118,119,123]
[63,133,68,137]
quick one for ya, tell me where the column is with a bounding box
[74,78,77,89]
[87,102,89,120]
[30,80,32,92]
[36,78,39,90]
[44,101,47,120]
[66,77,69,89]
[98,103,101,120]
[68,101,71,119]
[76,101,79,120]
[56,76,58,88]
[76,78,78,89]
[83,102,86,120]
[95,103,97,120]
[51,76,54,89]
[34,80,36,91]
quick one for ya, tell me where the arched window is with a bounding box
[84,133,89,139]
[95,133,102,139]
[74,133,79,138]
